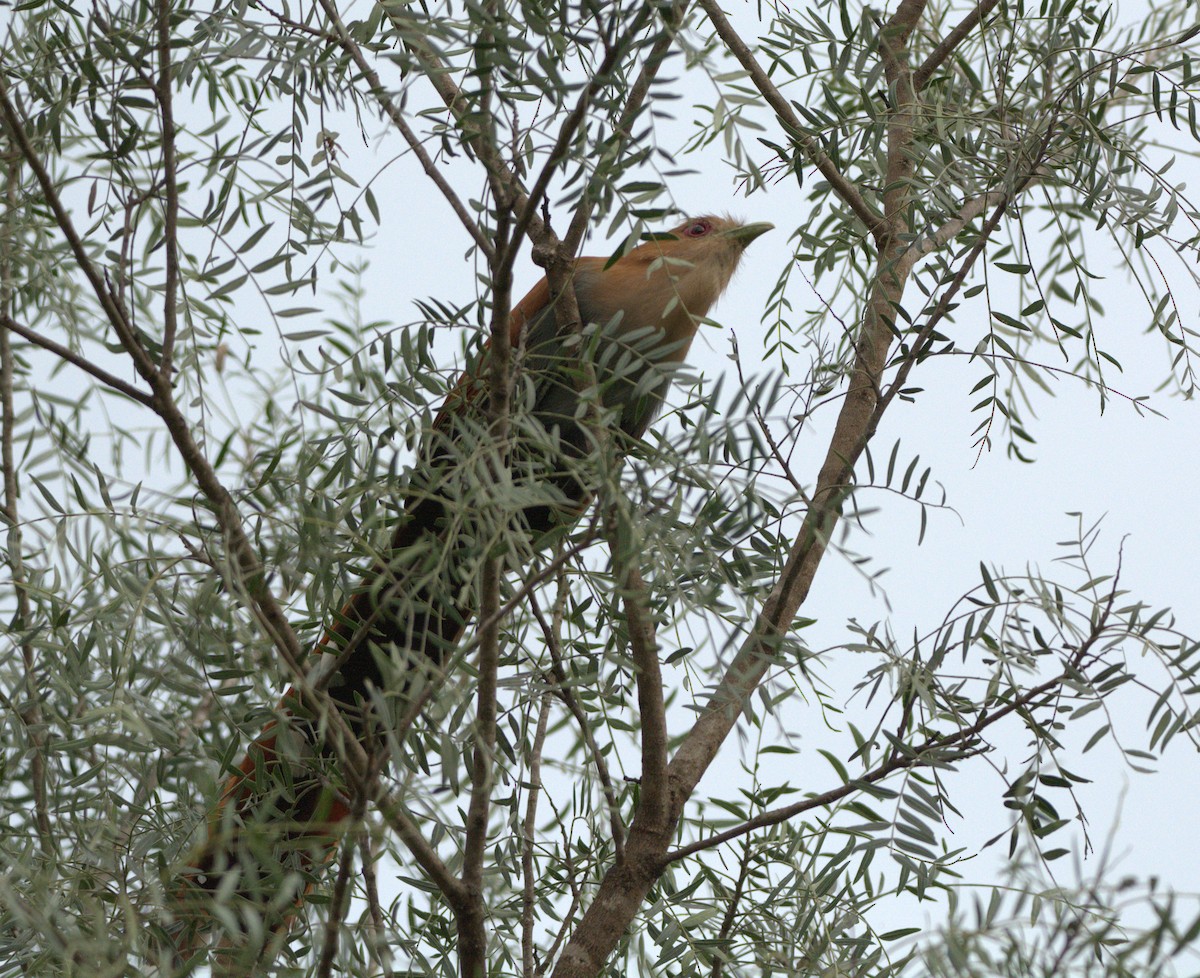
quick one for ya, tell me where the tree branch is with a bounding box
[379,7,551,246]
[549,7,933,974]
[529,586,627,861]
[453,202,518,978]
[0,78,159,382]
[697,0,885,244]
[375,790,468,906]
[0,155,52,853]
[510,1,662,266]
[666,595,1116,863]
[0,313,156,406]
[606,511,668,832]
[523,692,552,978]
[710,839,753,978]
[360,832,397,978]
[896,191,1008,281]
[155,0,181,380]
[560,1,688,258]
[914,0,1003,91]
[313,0,497,261]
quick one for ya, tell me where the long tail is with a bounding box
[172,403,593,961]
[172,488,474,957]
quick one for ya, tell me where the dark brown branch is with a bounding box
[0,155,52,852]
[522,692,552,978]
[0,313,155,406]
[710,840,754,978]
[914,0,1003,90]
[313,0,497,261]
[697,0,885,243]
[314,820,360,978]
[360,833,397,978]
[606,512,668,832]
[155,0,181,379]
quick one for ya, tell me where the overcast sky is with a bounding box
[6,0,1197,960]
[303,0,1200,928]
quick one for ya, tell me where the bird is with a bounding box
[176,214,772,948]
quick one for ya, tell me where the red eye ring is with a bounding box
[684,219,712,237]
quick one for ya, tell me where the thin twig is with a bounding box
[316,818,361,978]
[360,832,397,978]
[522,692,552,978]
[0,154,52,851]
[560,1,687,257]
[710,840,754,978]
[457,201,516,978]
[155,0,181,379]
[536,809,585,978]
[314,0,497,260]
[0,313,155,406]
[529,589,627,861]
[913,0,1003,90]
[508,1,660,269]
[0,76,157,382]
[697,0,885,243]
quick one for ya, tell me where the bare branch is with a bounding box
[896,191,1008,280]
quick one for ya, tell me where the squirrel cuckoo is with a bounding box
[177,215,772,948]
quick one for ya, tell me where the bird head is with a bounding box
[591,215,773,347]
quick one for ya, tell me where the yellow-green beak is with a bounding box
[725,221,774,246]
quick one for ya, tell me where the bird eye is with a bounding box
[684,220,712,237]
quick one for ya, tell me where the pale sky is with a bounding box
[5,0,1198,963]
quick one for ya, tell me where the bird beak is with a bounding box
[724,222,774,247]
